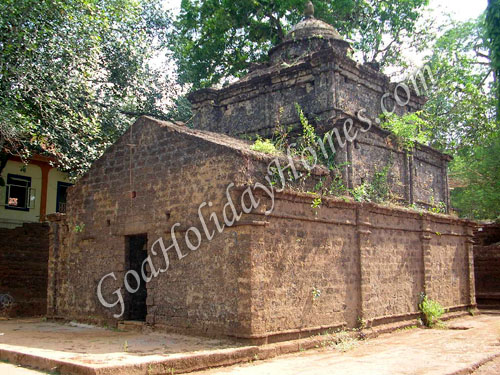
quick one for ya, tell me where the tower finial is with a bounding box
[304,1,314,19]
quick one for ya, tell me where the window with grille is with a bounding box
[3,174,35,211]
[56,181,72,213]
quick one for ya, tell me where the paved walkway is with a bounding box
[191,313,500,375]
[0,318,238,356]
[0,317,240,370]
[471,356,500,374]
[1,313,500,374]
[0,362,49,374]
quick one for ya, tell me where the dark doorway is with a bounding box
[125,235,148,321]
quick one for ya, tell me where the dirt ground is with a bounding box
[471,355,500,374]
[1,313,500,374]
[0,362,49,374]
[0,317,240,368]
[190,313,500,375]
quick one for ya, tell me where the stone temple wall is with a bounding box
[47,118,252,335]
[48,117,474,342]
[345,125,450,209]
[188,44,448,211]
[189,48,424,138]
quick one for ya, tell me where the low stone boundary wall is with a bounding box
[0,222,49,316]
[474,223,500,307]
[47,186,476,342]
[238,191,475,342]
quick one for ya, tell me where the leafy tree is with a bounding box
[441,9,500,220]
[166,95,193,125]
[170,0,429,88]
[381,15,499,220]
[450,134,500,220]
[421,16,497,153]
[0,0,173,175]
[486,0,500,116]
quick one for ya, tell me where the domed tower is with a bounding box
[188,2,423,138]
[188,2,450,211]
[269,2,351,65]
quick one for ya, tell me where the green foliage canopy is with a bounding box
[486,0,500,115]
[0,0,171,174]
[420,15,499,220]
[170,0,429,88]
[450,134,500,220]
[422,16,497,153]
[381,112,431,151]
[381,15,499,220]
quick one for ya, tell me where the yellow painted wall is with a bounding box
[0,160,42,227]
[0,160,71,228]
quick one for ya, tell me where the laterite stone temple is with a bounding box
[47,5,475,343]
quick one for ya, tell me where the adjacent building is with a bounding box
[0,154,71,316]
[0,155,71,229]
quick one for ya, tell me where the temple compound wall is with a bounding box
[47,118,474,342]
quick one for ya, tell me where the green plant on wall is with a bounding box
[419,294,445,328]
[250,137,279,154]
[381,112,431,152]
[318,130,337,171]
[74,223,85,233]
[430,202,447,214]
[295,103,317,150]
[357,316,367,330]
[371,165,391,202]
[272,107,292,152]
[259,106,402,204]
[311,196,322,210]
[313,178,325,193]
[429,195,447,214]
[295,103,320,168]
[252,104,338,175]
[350,165,392,203]
[268,166,284,189]
[326,163,349,196]
[295,103,337,170]
[268,165,301,191]
[351,183,371,202]
[329,173,347,196]
[312,287,321,301]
